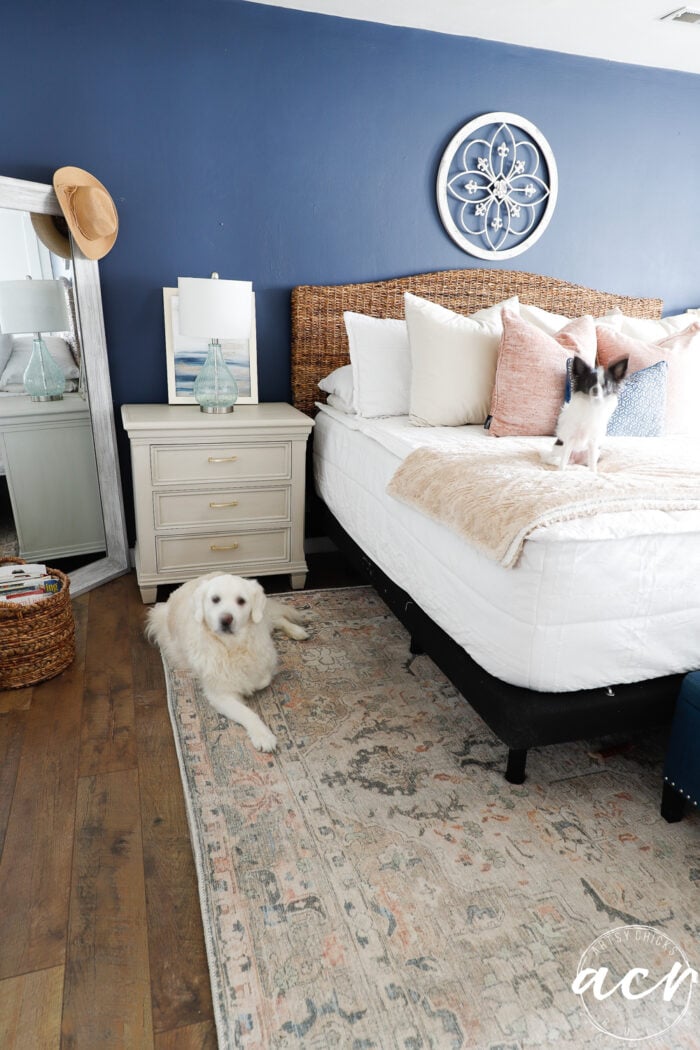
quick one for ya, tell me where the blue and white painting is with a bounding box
[164,289,258,404]
[173,344,252,397]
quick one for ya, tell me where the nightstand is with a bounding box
[121,403,314,603]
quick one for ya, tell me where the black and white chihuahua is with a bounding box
[551,355,628,471]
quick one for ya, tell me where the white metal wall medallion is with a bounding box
[436,112,558,260]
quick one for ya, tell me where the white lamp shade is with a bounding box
[177,276,252,341]
[0,279,69,334]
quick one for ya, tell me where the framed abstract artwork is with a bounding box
[163,287,259,405]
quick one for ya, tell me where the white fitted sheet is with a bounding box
[313,406,700,692]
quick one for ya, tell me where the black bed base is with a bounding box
[321,506,681,783]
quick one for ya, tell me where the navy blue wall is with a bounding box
[3,0,700,510]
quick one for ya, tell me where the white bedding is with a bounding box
[313,404,700,692]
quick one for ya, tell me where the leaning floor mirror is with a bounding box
[0,174,129,595]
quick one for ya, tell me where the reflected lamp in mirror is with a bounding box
[177,273,253,413]
[0,278,69,401]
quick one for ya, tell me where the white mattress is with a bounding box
[313,405,700,692]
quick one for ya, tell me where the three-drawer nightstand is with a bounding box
[121,403,314,603]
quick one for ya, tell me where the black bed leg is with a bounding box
[505,748,527,785]
[409,635,424,656]
[661,782,686,823]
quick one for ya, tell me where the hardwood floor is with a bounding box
[0,555,360,1049]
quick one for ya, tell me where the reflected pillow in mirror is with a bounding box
[0,335,80,392]
[0,333,13,376]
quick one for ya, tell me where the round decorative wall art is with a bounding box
[436,112,558,260]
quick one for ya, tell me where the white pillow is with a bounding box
[343,312,410,417]
[0,335,79,391]
[318,364,354,405]
[325,392,356,414]
[0,333,13,376]
[517,302,571,333]
[405,293,518,426]
[519,302,623,335]
[612,310,698,341]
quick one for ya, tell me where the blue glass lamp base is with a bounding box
[193,340,239,414]
[23,336,66,402]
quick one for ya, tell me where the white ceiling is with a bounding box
[246,0,700,76]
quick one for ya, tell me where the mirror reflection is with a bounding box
[0,206,106,569]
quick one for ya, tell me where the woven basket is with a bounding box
[0,557,76,689]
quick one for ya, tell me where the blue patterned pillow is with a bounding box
[607,361,668,437]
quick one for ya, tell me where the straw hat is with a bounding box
[30,212,72,260]
[53,166,119,260]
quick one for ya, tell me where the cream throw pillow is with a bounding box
[405,292,519,426]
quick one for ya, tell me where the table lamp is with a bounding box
[0,279,69,401]
[177,273,253,413]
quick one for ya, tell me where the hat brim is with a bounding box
[30,212,72,261]
[53,166,119,261]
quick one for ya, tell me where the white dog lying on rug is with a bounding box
[146,573,307,752]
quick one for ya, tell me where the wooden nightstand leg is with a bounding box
[289,573,306,590]
[139,585,158,605]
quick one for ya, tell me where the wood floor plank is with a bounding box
[0,710,25,857]
[79,575,137,776]
[0,687,33,714]
[61,768,154,1050]
[128,575,167,695]
[154,1020,218,1050]
[0,595,88,980]
[0,964,64,1050]
[128,577,214,1034]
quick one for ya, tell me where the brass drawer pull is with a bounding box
[209,500,239,509]
[208,455,237,463]
[210,542,239,551]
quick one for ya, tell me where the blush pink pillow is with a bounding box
[597,322,700,436]
[488,308,597,436]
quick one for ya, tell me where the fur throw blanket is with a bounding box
[387,442,700,568]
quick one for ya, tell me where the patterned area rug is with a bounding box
[164,586,699,1050]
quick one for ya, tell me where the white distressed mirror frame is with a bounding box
[0,174,129,595]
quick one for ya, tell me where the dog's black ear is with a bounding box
[572,354,590,377]
[607,356,629,383]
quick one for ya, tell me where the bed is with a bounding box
[290,268,700,782]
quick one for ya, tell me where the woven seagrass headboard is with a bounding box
[290,267,663,416]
